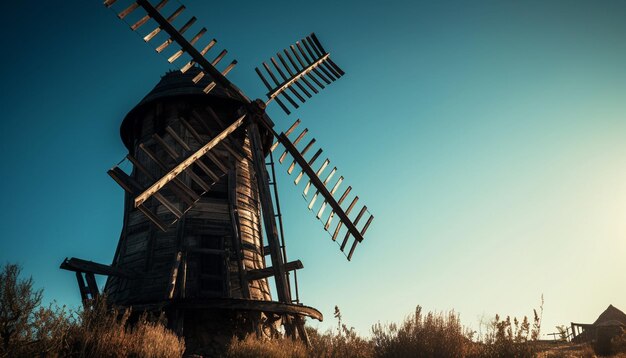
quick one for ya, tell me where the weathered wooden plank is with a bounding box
[60,257,138,278]
[247,260,303,281]
[166,251,183,299]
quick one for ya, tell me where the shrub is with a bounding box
[0,262,184,358]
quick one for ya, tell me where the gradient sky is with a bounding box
[1,0,625,337]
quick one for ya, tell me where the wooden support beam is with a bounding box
[167,252,183,299]
[228,168,250,299]
[60,257,137,278]
[247,260,303,281]
[85,272,99,300]
[75,272,88,303]
[247,121,291,303]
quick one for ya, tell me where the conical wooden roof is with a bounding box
[593,305,626,326]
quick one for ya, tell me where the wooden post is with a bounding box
[247,121,291,304]
[75,272,89,306]
[84,272,99,300]
[228,168,250,299]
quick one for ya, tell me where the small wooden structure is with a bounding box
[571,304,626,343]
[62,0,374,355]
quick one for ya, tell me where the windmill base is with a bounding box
[124,298,321,357]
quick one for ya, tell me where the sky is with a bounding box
[1,0,625,338]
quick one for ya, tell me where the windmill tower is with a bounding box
[61,0,374,354]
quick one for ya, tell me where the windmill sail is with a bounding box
[104,0,247,100]
[255,33,345,114]
[272,120,374,260]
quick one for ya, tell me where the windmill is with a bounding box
[60,0,373,353]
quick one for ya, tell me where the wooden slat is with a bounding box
[137,204,169,232]
[130,0,168,31]
[340,205,367,250]
[332,196,359,241]
[324,182,348,229]
[118,2,139,19]
[347,215,373,261]
[287,138,315,174]
[294,148,322,185]
[279,128,307,163]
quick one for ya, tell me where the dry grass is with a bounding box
[226,335,309,358]
[68,299,185,358]
[371,305,471,357]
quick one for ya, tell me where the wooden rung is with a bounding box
[340,205,367,251]
[294,148,322,185]
[347,240,358,261]
[203,82,216,94]
[143,26,161,42]
[104,0,117,7]
[204,151,229,174]
[346,214,374,259]
[152,133,179,158]
[307,192,319,210]
[168,49,184,63]
[192,71,205,83]
[222,60,237,76]
[137,204,169,232]
[165,126,190,151]
[130,0,168,31]
[156,38,174,53]
[118,2,139,19]
[200,38,217,55]
[285,119,301,137]
[178,16,196,35]
[211,49,227,66]
[195,159,220,183]
[190,28,207,45]
[324,183,348,230]
[331,196,358,241]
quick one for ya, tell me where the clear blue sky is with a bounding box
[1,0,625,337]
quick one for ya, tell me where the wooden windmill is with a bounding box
[60,0,373,353]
